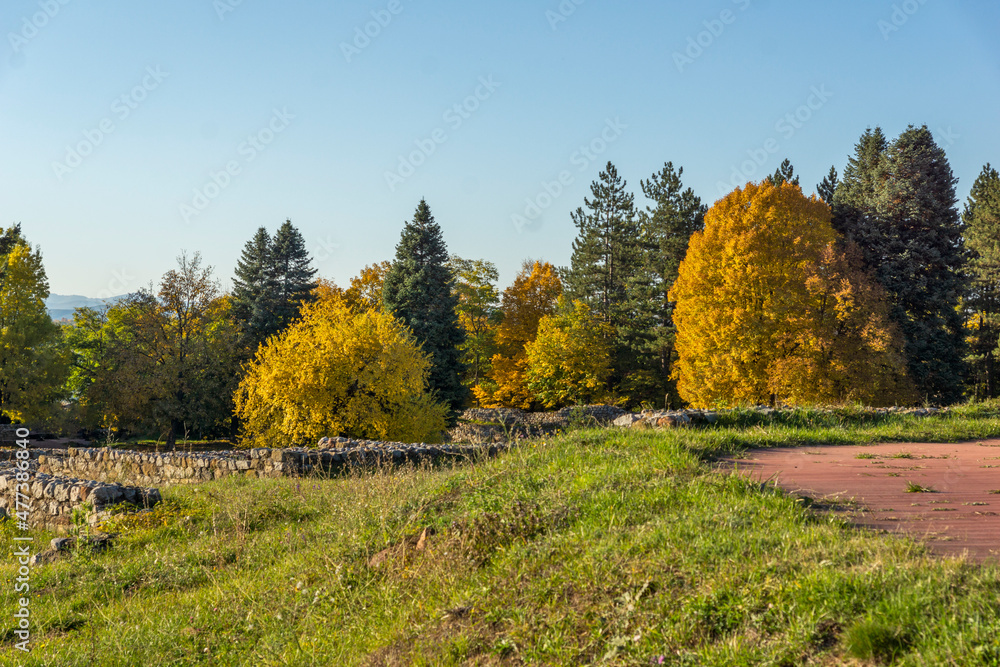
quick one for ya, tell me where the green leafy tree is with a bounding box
[73,254,239,445]
[447,256,502,389]
[963,164,1000,398]
[382,199,468,418]
[0,231,68,423]
[524,300,612,409]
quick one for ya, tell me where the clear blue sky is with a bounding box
[3,0,999,297]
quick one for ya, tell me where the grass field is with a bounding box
[4,406,1000,665]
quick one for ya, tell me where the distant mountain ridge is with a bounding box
[46,293,127,321]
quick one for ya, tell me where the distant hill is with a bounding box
[46,294,127,322]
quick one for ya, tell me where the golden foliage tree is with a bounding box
[524,300,611,408]
[343,261,391,313]
[0,238,69,423]
[473,260,562,408]
[669,181,914,408]
[235,290,447,445]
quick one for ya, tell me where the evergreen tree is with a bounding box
[382,199,468,418]
[231,220,316,357]
[271,220,318,329]
[870,125,967,402]
[634,162,706,406]
[563,162,644,393]
[231,227,275,355]
[832,127,888,243]
[766,159,800,187]
[0,223,23,258]
[963,164,1000,398]
[817,166,839,205]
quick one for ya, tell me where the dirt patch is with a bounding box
[726,441,1000,562]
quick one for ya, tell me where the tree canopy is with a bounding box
[670,181,914,407]
[235,289,447,445]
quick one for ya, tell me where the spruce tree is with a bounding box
[766,159,800,187]
[635,162,706,406]
[817,166,839,205]
[563,162,643,394]
[871,125,967,402]
[231,227,275,355]
[271,219,318,329]
[382,199,468,418]
[231,220,316,356]
[832,127,888,244]
[963,164,1000,398]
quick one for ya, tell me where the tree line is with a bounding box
[2,123,999,444]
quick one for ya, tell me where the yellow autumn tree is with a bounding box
[0,238,69,423]
[669,181,914,407]
[524,300,611,408]
[473,260,562,408]
[235,290,447,445]
[343,261,391,313]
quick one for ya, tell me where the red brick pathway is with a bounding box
[727,441,1000,561]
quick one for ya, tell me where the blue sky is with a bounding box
[2,0,999,297]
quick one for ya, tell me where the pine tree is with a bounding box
[871,125,967,402]
[634,162,706,406]
[963,164,1000,398]
[382,199,468,418]
[563,162,643,393]
[231,227,275,355]
[271,220,318,329]
[832,127,888,244]
[766,159,800,187]
[817,166,839,205]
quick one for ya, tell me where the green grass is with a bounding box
[4,406,1000,665]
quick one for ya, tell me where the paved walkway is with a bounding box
[727,441,1000,562]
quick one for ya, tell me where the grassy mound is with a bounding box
[4,407,1000,665]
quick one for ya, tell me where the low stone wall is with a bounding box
[0,470,161,531]
[34,442,502,488]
